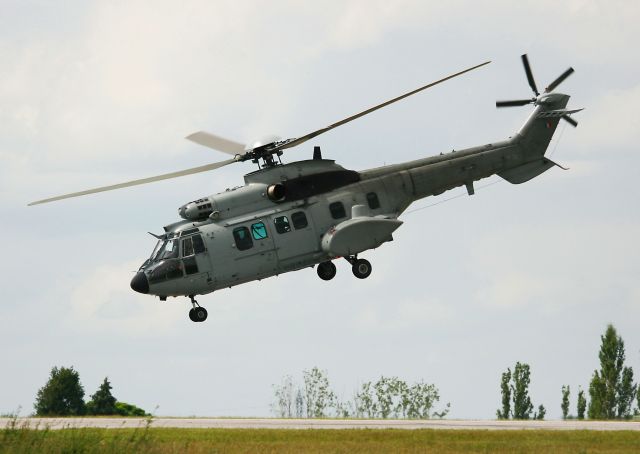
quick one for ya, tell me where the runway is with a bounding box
[2,417,639,431]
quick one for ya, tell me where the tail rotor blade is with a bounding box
[546,67,574,93]
[521,54,539,96]
[496,99,534,108]
[562,115,578,127]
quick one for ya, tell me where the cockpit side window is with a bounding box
[192,235,205,253]
[233,227,253,251]
[162,239,179,259]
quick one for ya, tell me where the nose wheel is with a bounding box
[188,296,207,322]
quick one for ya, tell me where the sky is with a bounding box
[1,0,639,419]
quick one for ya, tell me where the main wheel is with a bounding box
[193,307,208,322]
[317,261,337,281]
[188,308,196,322]
[352,259,372,279]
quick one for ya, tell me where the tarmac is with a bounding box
[2,417,639,431]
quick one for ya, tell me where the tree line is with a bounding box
[33,366,148,417]
[497,324,640,420]
[271,367,449,419]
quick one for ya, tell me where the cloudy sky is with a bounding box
[1,1,639,419]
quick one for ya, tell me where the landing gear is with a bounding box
[349,258,372,279]
[188,296,207,322]
[317,261,337,281]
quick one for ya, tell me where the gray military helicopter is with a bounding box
[30,55,580,322]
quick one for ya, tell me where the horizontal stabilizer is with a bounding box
[536,108,583,119]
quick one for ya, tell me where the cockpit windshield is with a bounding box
[149,239,179,262]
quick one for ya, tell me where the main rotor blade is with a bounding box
[545,67,574,93]
[278,60,491,151]
[185,131,246,155]
[28,158,237,206]
[521,54,539,96]
[496,99,534,107]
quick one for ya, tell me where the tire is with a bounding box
[193,307,208,322]
[317,261,337,281]
[352,259,372,279]
[188,308,196,322]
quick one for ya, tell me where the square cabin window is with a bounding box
[251,221,268,240]
[291,211,308,229]
[274,216,291,234]
[233,226,253,251]
[329,201,346,220]
[366,192,380,210]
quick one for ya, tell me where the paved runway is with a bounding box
[2,417,639,431]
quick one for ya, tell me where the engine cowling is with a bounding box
[178,197,214,221]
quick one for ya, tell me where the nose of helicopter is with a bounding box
[130,272,149,294]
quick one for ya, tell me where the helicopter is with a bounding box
[30,55,580,323]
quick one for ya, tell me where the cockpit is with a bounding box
[131,227,207,294]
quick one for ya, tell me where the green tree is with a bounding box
[588,324,637,419]
[534,404,546,420]
[86,377,117,415]
[34,366,86,416]
[496,369,511,419]
[511,362,534,419]
[303,367,336,418]
[561,385,570,419]
[577,388,587,419]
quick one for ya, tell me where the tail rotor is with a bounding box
[496,54,579,127]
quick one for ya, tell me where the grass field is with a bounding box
[2,421,640,454]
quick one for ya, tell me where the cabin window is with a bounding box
[233,226,253,250]
[366,192,380,210]
[251,221,268,240]
[291,211,308,229]
[274,216,291,234]
[329,201,346,219]
[182,237,194,257]
[183,256,198,275]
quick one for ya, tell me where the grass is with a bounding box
[2,419,640,453]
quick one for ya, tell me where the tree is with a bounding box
[303,367,336,418]
[588,324,637,419]
[511,362,534,419]
[34,366,86,416]
[577,388,587,420]
[86,377,117,415]
[295,389,304,418]
[534,404,546,420]
[272,375,295,418]
[496,369,511,419]
[561,385,570,419]
[114,402,148,416]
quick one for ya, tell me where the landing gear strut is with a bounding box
[188,295,207,322]
[346,256,372,279]
[317,261,337,281]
